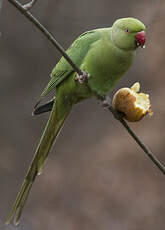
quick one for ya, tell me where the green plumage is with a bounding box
[6,17,146,225]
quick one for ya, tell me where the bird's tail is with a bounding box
[6,98,71,225]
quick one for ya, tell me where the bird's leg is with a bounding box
[101,95,125,120]
[75,70,91,84]
[101,95,112,108]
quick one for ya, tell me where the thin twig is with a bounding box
[23,0,37,11]
[7,0,83,76]
[108,106,165,174]
[7,0,165,175]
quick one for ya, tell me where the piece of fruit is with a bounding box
[112,82,152,122]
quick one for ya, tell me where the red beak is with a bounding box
[135,31,146,48]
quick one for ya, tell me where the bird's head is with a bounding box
[111,17,146,51]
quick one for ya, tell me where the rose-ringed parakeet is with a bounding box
[6,17,146,225]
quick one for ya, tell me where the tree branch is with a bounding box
[108,106,165,174]
[7,0,165,175]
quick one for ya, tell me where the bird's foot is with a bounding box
[75,70,90,84]
[101,95,112,108]
[101,95,125,120]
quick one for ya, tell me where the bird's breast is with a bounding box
[81,39,135,95]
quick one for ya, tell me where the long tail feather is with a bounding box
[6,99,71,225]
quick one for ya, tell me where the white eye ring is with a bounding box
[125,29,130,33]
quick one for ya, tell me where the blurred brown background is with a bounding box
[1,0,165,229]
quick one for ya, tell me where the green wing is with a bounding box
[36,29,102,106]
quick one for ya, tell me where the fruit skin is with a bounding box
[112,83,152,122]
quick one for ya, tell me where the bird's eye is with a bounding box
[125,29,130,33]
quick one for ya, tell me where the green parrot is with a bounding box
[6,17,146,225]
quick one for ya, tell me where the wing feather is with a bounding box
[35,29,102,106]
